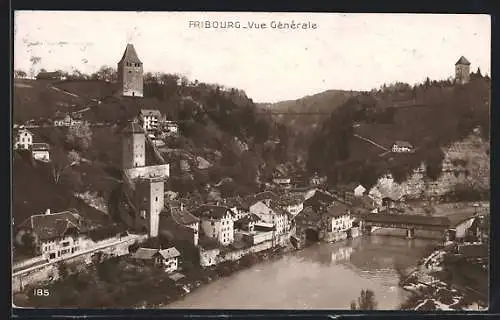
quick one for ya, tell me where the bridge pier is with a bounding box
[363,225,372,235]
[406,228,415,240]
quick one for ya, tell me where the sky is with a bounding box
[14,11,490,103]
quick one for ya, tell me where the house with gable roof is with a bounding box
[15,208,90,260]
[192,205,235,246]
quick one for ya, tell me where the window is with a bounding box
[155,197,158,202]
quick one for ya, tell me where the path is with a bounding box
[353,133,390,152]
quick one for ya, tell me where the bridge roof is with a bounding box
[363,214,450,227]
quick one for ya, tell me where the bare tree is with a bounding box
[51,148,78,184]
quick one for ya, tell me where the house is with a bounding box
[139,109,163,131]
[392,141,414,153]
[234,213,261,232]
[310,172,327,186]
[354,184,366,197]
[447,213,478,241]
[15,209,89,260]
[14,128,33,150]
[218,197,249,221]
[274,194,304,216]
[325,202,353,233]
[272,170,292,188]
[36,71,65,81]
[30,143,50,162]
[303,189,335,213]
[131,247,163,265]
[53,114,72,127]
[157,247,181,273]
[163,120,179,136]
[192,205,234,246]
[159,202,200,247]
[455,56,471,85]
[243,191,276,210]
[250,200,290,235]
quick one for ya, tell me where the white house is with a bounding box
[325,202,353,233]
[158,247,181,273]
[14,128,33,150]
[139,109,162,131]
[250,200,290,235]
[53,114,72,127]
[392,141,414,153]
[31,143,50,162]
[193,205,234,246]
[354,184,366,197]
[163,120,179,136]
[16,209,86,260]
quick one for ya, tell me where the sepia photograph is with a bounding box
[12,11,490,311]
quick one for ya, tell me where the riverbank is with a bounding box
[13,244,292,308]
[399,244,488,311]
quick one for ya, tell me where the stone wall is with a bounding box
[12,234,147,293]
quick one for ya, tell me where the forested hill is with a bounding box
[257,89,360,132]
[306,74,490,189]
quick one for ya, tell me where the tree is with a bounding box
[350,289,377,310]
[66,122,93,150]
[58,261,69,280]
[14,69,27,78]
[51,148,78,184]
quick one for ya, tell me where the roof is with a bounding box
[253,191,276,203]
[219,197,246,210]
[363,214,450,227]
[455,56,471,65]
[304,189,335,206]
[269,200,290,217]
[121,121,144,134]
[17,209,86,241]
[119,43,142,64]
[140,109,162,118]
[235,213,261,225]
[168,202,199,225]
[158,247,181,259]
[325,202,351,218]
[447,212,477,228]
[193,205,233,220]
[393,140,413,148]
[36,71,61,79]
[15,128,33,136]
[131,248,158,260]
[31,143,50,151]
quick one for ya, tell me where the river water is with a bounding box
[165,235,439,310]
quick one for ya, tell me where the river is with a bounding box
[165,235,439,310]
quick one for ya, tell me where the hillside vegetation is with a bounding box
[306,75,490,189]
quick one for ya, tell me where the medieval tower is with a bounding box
[455,56,471,85]
[122,121,146,169]
[117,43,144,97]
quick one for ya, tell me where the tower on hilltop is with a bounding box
[122,120,145,169]
[117,43,144,97]
[455,56,471,85]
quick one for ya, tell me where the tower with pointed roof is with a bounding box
[122,120,146,169]
[455,56,471,85]
[117,43,144,97]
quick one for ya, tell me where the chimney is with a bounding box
[45,209,51,215]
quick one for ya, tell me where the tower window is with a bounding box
[128,70,132,74]
[155,197,158,202]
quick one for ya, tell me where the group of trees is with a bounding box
[307,74,490,188]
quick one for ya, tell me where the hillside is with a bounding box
[307,76,490,189]
[258,89,360,132]
[12,152,111,229]
[13,75,291,217]
[13,79,90,123]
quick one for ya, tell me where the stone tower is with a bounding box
[135,176,165,238]
[122,121,145,169]
[117,43,144,97]
[455,56,471,85]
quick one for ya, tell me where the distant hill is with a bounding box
[307,76,491,188]
[257,89,361,133]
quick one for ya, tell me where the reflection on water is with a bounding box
[165,235,438,310]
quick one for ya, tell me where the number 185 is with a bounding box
[33,288,50,296]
